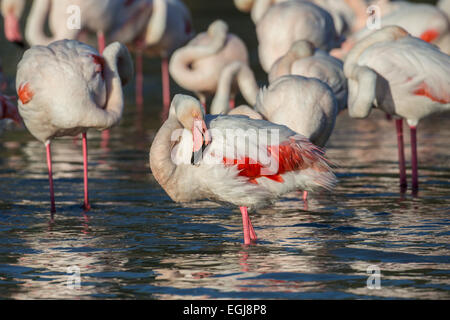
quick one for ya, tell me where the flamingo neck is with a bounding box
[145,0,168,47]
[25,0,55,46]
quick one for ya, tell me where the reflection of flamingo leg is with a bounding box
[82,133,91,211]
[248,217,257,241]
[410,125,419,193]
[45,142,56,213]
[135,48,144,111]
[395,119,407,190]
[161,56,171,120]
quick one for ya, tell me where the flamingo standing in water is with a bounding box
[268,40,347,112]
[344,26,450,193]
[23,0,152,54]
[16,40,133,213]
[114,0,194,118]
[150,94,337,244]
[169,20,249,108]
[255,1,341,72]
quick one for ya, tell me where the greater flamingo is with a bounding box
[16,40,133,213]
[344,1,450,56]
[24,0,152,54]
[344,26,450,193]
[255,0,342,72]
[169,20,249,108]
[1,0,25,45]
[268,40,348,112]
[125,0,194,118]
[150,94,337,244]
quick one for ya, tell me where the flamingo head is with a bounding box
[170,94,211,165]
[1,0,25,46]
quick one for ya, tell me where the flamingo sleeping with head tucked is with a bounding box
[255,0,341,73]
[344,26,450,193]
[16,40,133,213]
[268,40,347,112]
[169,20,249,108]
[150,94,337,244]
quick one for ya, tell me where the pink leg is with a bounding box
[229,98,235,110]
[135,48,144,112]
[303,191,308,202]
[101,130,110,150]
[161,57,171,121]
[248,216,257,241]
[395,119,407,190]
[410,125,419,192]
[82,133,91,211]
[97,31,105,54]
[240,207,251,245]
[45,142,56,214]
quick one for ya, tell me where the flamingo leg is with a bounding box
[395,119,407,190]
[240,206,251,245]
[97,31,105,54]
[135,48,144,112]
[82,133,91,211]
[410,125,419,193]
[161,56,171,121]
[229,97,235,110]
[45,142,56,214]
[248,216,257,241]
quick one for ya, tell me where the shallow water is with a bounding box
[1,0,449,300]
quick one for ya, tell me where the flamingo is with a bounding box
[1,0,25,46]
[256,0,342,73]
[340,1,450,57]
[149,94,337,245]
[24,0,152,54]
[344,26,450,193]
[268,40,348,112]
[16,40,133,213]
[119,0,194,118]
[169,20,249,109]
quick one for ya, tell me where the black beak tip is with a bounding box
[13,41,27,49]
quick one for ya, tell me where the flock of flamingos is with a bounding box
[0,0,450,245]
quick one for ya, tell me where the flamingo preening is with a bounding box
[150,94,337,244]
[344,26,450,193]
[16,40,134,213]
[169,20,249,108]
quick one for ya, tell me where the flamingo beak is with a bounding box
[191,118,211,165]
[4,11,23,45]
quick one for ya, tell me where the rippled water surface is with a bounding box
[0,0,449,300]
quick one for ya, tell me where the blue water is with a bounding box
[0,0,449,300]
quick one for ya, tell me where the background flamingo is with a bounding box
[169,20,249,108]
[16,40,133,213]
[256,0,341,72]
[344,26,450,193]
[150,94,336,244]
[268,40,347,112]
[123,0,194,118]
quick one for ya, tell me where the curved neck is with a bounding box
[149,115,180,187]
[210,62,258,114]
[169,25,227,91]
[25,0,54,46]
[145,0,168,46]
